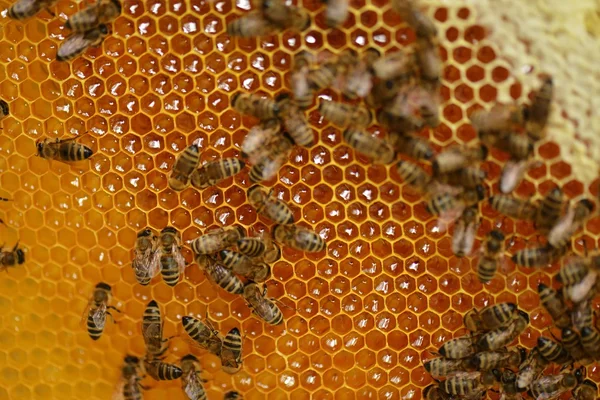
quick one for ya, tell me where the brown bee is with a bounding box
[272,224,325,253]
[232,92,278,121]
[432,144,488,176]
[169,142,201,191]
[573,379,598,400]
[242,282,284,325]
[440,371,496,397]
[477,310,529,351]
[495,133,535,161]
[237,237,267,258]
[156,227,187,287]
[477,229,506,283]
[241,119,282,163]
[438,335,479,360]
[226,11,278,37]
[529,368,583,399]
[470,104,526,134]
[389,133,434,161]
[414,32,441,92]
[219,250,271,283]
[463,302,517,332]
[564,270,598,303]
[260,0,312,33]
[499,159,543,194]
[36,135,93,162]
[259,234,281,263]
[181,354,208,400]
[318,100,372,128]
[496,370,521,400]
[7,0,57,20]
[426,185,485,219]
[424,357,470,378]
[65,0,121,32]
[558,257,593,285]
[132,228,159,286]
[343,128,395,164]
[291,51,314,110]
[196,255,245,295]
[181,316,223,357]
[248,132,295,183]
[369,83,417,116]
[536,336,571,364]
[572,300,593,331]
[0,240,26,271]
[190,226,245,255]
[115,355,144,400]
[452,207,479,257]
[82,282,120,341]
[339,48,379,99]
[548,199,594,248]
[537,283,570,329]
[56,24,109,62]
[322,0,349,27]
[562,327,592,365]
[275,94,314,147]
[535,187,565,233]
[370,49,416,81]
[436,167,487,189]
[143,358,183,381]
[221,327,243,374]
[395,160,431,193]
[511,244,568,268]
[581,327,600,359]
[142,300,169,359]
[488,195,537,221]
[386,84,440,127]
[516,347,548,392]
[526,77,553,142]
[469,348,526,371]
[191,158,245,190]
[247,185,294,225]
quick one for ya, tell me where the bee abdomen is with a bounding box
[237,238,266,257]
[86,315,103,340]
[477,256,498,283]
[160,258,180,286]
[156,362,182,380]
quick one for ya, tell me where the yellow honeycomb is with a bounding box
[0,0,598,399]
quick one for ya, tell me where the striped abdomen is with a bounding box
[86,307,104,340]
[160,256,180,286]
[58,142,93,161]
[205,262,244,294]
[237,238,266,257]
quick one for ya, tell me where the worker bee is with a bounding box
[432,144,488,176]
[156,227,187,287]
[497,133,535,161]
[452,207,479,257]
[64,0,121,32]
[169,143,201,191]
[573,379,598,400]
[526,76,553,142]
[291,51,314,109]
[248,133,295,183]
[56,24,109,62]
[143,358,183,381]
[463,302,517,332]
[496,369,522,400]
[558,257,592,285]
[477,310,529,351]
[318,100,372,128]
[426,185,486,219]
[343,128,395,164]
[247,185,294,225]
[142,300,169,359]
[221,327,243,374]
[224,392,242,400]
[196,255,245,294]
[387,84,440,127]
[181,354,207,400]
[440,370,496,397]
[488,195,537,221]
[511,244,568,268]
[237,237,266,258]
[226,11,278,37]
[307,60,337,91]
[339,48,379,99]
[536,336,572,364]
[516,347,548,392]
[36,135,93,162]
[0,240,26,270]
[389,133,434,161]
[274,94,314,147]
[115,355,144,400]
[415,34,441,92]
[322,0,349,27]
[572,300,593,331]
[181,316,223,356]
[438,335,479,360]
[7,0,57,20]
[0,100,9,121]
[272,224,326,253]
[580,327,600,359]
[191,158,245,190]
[370,49,416,81]
[260,234,281,263]
[535,187,565,233]
[564,270,598,303]
[499,160,543,194]
[231,92,278,121]
[423,385,452,400]
[243,282,284,325]
[548,199,595,248]
[529,368,583,399]
[469,348,526,371]
[190,226,245,255]
[375,106,424,133]
[260,0,312,33]
[82,282,120,341]
[537,283,570,328]
[423,357,470,378]
[477,229,506,284]
[436,167,487,189]
[470,104,526,134]
[561,327,592,365]
[132,228,159,286]
[395,160,431,193]
[219,250,271,282]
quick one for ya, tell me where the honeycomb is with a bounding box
[0,0,598,399]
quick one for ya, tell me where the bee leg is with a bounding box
[106,312,117,324]
[107,305,122,313]
[272,298,296,311]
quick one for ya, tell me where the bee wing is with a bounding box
[452,220,466,255]
[565,270,598,303]
[183,370,205,399]
[80,297,94,327]
[12,0,42,16]
[500,160,525,194]
[547,206,575,247]
[171,245,187,272]
[92,303,107,329]
[57,32,90,59]
[291,68,311,97]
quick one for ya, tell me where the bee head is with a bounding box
[110,0,122,14]
[218,249,231,260]
[181,354,198,362]
[579,198,595,213]
[0,100,9,116]
[95,282,112,292]
[574,366,586,384]
[147,299,158,309]
[422,360,431,372]
[98,24,109,35]
[489,229,505,242]
[227,327,241,337]
[124,355,139,364]
[536,336,551,348]
[474,184,486,201]
[137,228,153,238]
[537,282,549,293]
[517,310,530,324]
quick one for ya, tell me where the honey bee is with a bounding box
[191,158,245,190]
[511,244,568,268]
[224,392,242,400]
[387,84,440,127]
[318,100,372,128]
[196,255,245,295]
[115,355,144,400]
[56,24,109,62]
[260,0,312,33]
[548,199,595,248]
[64,0,121,32]
[143,358,183,381]
[488,195,537,221]
[275,94,314,147]
[438,335,479,360]
[452,207,479,257]
[221,327,243,374]
[237,236,266,258]
[477,229,506,284]
[477,310,529,351]
[426,185,486,218]
[561,327,592,365]
[322,0,349,27]
[389,133,434,161]
[7,0,57,20]
[415,33,441,93]
[0,100,9,121]
[181,354,207,400]
[339,48,379,99]
[226,11,278,37]
[535,187,565,232]
[132,228,159,286]
[537,283,571,328]
[369,81,418,115]
[181,316,223,357]
[259,234,281,263]
[496,133,535,161]
[395,160,431,193]
[423,357,470,378]
[536,336,572,364]
[580,327,600,359]
[497,369,522,400]
[155,227,187,287]
[423,385,452,400]
[573,379,598,400]
[291,51,314,110]
[0,240,26,270]
[440,370,496,397]
[241,119,282,163]
[307,60,337,91]
[242,282,284,325]
[469,348,526,371]
[343,128,395,164]
[529,368,583,399]
[169,143,201,191]
[248,133,295,183]
[272,224,325,253]
[432,145,488,176]
[470,104,526,134]
[247,185,294,225]
[572,300,593,332]
[190,226,245,255]
[526,77,553,142]
[463,302,517,332]
[499,160,543,194]
[564,270,598,303]
[436,167,487,189]
[231,92,278,121]
[516,347,548,392]
[219,250,271,282]
[558,257,593,285]
[142,300,169,359]
[36,135,93,162]
[370,49,416,81]
[82,282,120,341]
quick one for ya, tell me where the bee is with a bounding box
[143,358,183,381]
[291,51,314,109]
[477,229,506,283]
[231,92,278,121]
[432,145,488,176]
[535,187,565,233]
[387,84,440,127]
[221,327,243,374]
[132,228,159,286]
[181,316,223,356]
[436,167,487,189]
[0,100,9,121]
[516,347,548,392]
[497,370,522,400]
[529,368,583,399]
[463,302,517,332]
[36,135,93,162]
[537,283,571,328]
[561,327,592,365]
[375,106,424,133]
[247,185,294,225]
[558,257,592,285]
[242,282,284,325]
[322,0,349,27]
[318,100,372,128]
[0,240,26,270]
[548,199,595,248]
[82,282,119,341]
[275,94,314,147]
[181,354,207,400]
[370,49,416,81]
[190,226,245,255]
[572,300,593,331]
[452,207,479,258]
[477,310,529,351]
[260,0,312,33]
[339,48,379,99]
[272,224,326,253]
[414,32,441,93]
[526,77,553,142]
[536,336,572,364]
[496,133,535,161]
[573,379,598,400]
[191,158,246,190]
[307,60,337,91]
[438,335,479,360]
[237,237,267,258]
[511,244,568,268]
[580,327,600,359]
[423,385,452,400]
[499,160,543,194]
[470,104,526,134]
[469,348,526,371]
[224,392,242,400]
[426,185,485,218]
[219,250,271,282]
[64,0,121,32]
[488,195,537,221]
[423,357,470,378]
[196,255,245,295]
[56,24,109,62]
[116,355,144,400]
[226,11,278,37]
[260,234,281,263]
[395,160,431,192]
[389,133,434,161]
[7,0,57,20]
[155,227,187,287]
[343,128,395,164]
[440,370,496,397]
[564,270,598,303]
[142,300,169,359]
[169,143,201,191]
[248,133,295,183]
[241,119,282,162]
